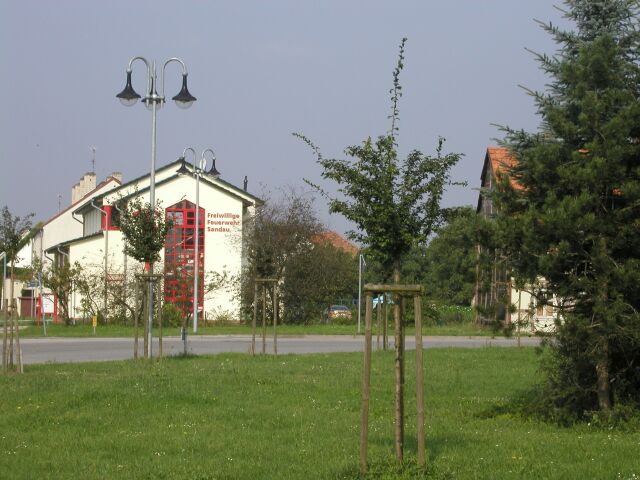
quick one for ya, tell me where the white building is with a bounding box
[29,159,261,322]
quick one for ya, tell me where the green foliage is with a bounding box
[296,38,462,274]
[420,207,479,305]
[161,302,183,328]
[0,206,35,262]
[117,196,172,265]
[282,242,358,324]
[242,189,357,324]
[35,258,83,325]
[494,0,640,416]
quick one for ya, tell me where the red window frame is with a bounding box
[164,200,205,316]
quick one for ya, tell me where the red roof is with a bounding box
[485,147,522,190]
[311,231,359,256]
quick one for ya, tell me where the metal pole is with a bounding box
[193,169,200,333]
[148,60,157,359]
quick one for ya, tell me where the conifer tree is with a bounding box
[495,0,640,418]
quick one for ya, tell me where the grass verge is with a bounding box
[1,348,638,479]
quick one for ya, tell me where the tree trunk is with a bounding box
[393,261,404,462]
[596,338,612,412]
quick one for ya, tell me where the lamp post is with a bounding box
[117,56,196,358]
[177,148,220,335]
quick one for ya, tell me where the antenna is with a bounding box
[89,146,97,173]
[58,194,62,212]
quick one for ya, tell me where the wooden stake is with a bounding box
[376,295,381,350]
[2,299,8,372]
[383,295,388,351]
[13,300,23,374]
[414,295,425,466]
[157,281,163,360]
[273,284,278,356]
[393,268,404,462]
[9,300,15,369]
[261,285,266,354]
[251,281,257,356]
[359,293,373,474]
[142,285,149,359]
[133,297,139,360]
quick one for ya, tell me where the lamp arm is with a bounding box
[201,148,215,171]
[181,147,197,174]
[161,58,188,99]
[127,56,152,96]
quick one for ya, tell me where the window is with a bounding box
[164,200,205,316]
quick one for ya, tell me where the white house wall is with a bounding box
[87,174,248,321]
[35,179,120,265]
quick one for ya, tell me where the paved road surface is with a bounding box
[3,335,542,365]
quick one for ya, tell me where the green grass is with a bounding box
[1,349,638,479]
[17,321,500,338]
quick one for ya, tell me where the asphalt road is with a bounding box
[3,334,542,365]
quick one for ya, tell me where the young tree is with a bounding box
[117,195,172,357]
[118,196,172,266]
[37,259,83,325]
[297,38,462,462]
[1,207,37,372]
[494,1,640,417]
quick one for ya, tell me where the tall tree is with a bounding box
[297,38,462,462]
[420,206,478,306]
[495,0,640,417]
[242,189,356,324]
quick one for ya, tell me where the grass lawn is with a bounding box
[17,321,502,338]
[2,348,636,479]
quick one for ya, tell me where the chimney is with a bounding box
[109,171,123,183]
[72,172,97,203]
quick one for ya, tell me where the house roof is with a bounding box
[477,147,522,213]
[41,177,121,227]
[311,231,359,256]
[44,231,103,254]
[74,159,264,213]
[481,147,519,184]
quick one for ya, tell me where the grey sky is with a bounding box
[0,1,565,234]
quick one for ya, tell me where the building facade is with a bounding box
[25,159,261,322]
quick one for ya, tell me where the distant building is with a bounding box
[473,147,558,332]
[311,231,359,256]
[13,159,262,322]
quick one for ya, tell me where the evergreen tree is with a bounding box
[495,0,640,418]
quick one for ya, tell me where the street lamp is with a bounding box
[117,56,196,358]
[177,148,219,335]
